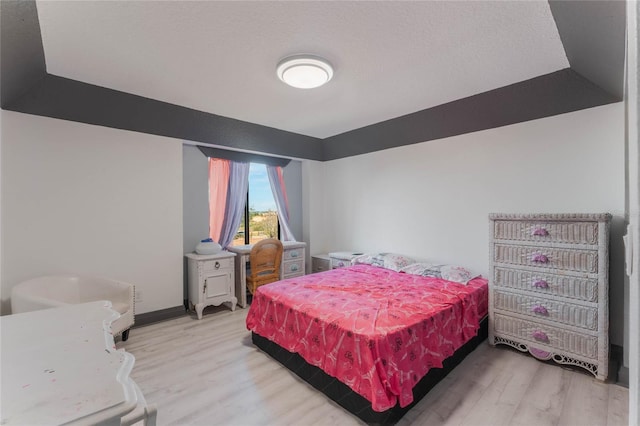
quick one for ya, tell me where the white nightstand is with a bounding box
[328,251,364,269]
[311,254,331,273]
[185,251,237,319]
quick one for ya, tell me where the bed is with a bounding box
[246,260,488,424]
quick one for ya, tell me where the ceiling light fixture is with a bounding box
[277,55,333,89]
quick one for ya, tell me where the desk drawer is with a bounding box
[284,248,304,261]
[283,259,304,277]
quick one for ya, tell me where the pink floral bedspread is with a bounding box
[246,264,488,412]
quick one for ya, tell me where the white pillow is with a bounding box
[352,252,417,272]
[399,262,479,285]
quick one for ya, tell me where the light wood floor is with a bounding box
[120,306,629,426]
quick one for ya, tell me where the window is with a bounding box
[232,163,279,245]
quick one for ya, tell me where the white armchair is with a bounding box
[11,275,135,341]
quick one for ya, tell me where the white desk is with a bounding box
[0,301,148,425]
[227,241,306,308]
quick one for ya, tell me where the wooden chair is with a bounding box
[246,238,283,294]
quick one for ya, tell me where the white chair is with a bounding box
[11,275,135,341]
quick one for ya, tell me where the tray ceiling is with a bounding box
[36,1,569,139]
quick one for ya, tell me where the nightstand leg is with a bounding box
[195,303,204,320]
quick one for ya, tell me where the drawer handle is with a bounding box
[290,264,299,272]
[532,305,549,316]
[533,280,549,289]
[532,330,549,343]
[531,227,549,237]
[531,253,549,263]
[215,261,220,269]
[529,347,551,360]
[290,251,299,258]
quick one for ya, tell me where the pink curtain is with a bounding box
[208,158,230,242]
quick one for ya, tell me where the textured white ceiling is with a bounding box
[36,1,568,139]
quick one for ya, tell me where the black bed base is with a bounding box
[252,317,488,425]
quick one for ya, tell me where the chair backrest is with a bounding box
[247,238,284,292]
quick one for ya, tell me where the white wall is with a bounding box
[283,160,303,241]
[182,145,209,256]
[309,103,626,345]
[1,111,183,314]
[301,159,326,272]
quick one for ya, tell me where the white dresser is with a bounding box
[186,251,237,319]
[488,213,611,380]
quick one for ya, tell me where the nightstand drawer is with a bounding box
[202,257,234,273]
[331,258,352,268]
[312,255,331,273]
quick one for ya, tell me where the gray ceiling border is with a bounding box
[0,0,626,163]
[549,0,626,101]
[0,0,47,108]
[7,74,325,161]
[323,69,618,161]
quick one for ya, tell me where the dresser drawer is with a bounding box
[493,244,597,273]
[201,257,234,273]
[284,247,304,261]
[494,290,598,330]
[493,313,598,359]
[493,220,599,245]
[282,259,304,277]
[493,267,598,302]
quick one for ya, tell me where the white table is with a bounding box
[227,241,306,308]
[0,301,145,425]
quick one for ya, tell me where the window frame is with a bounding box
[237,169,280,245]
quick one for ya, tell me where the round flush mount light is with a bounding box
[277,55,333,89]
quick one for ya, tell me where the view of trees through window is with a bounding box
[232,163,279,245]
